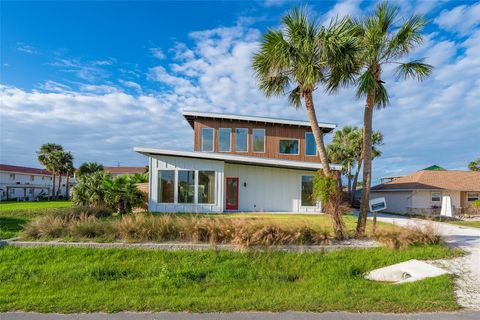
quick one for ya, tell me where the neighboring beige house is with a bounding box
[103,166,146,177]
[371,170,480,215]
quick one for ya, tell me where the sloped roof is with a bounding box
[372,170,480,192]
[0,164,51,175]
[104,167,145,174]
[182,111,336,133]
[421,165,446,171]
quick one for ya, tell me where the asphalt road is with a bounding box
[2,312,480,320]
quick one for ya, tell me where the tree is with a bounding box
[77,162,104,178]
[53,151,74,199]
[104,174,146,214]
[37,143,64,200]
[72,171,109,208]
[468,158,480,172]
[327,126,383,205]
[353,2,432,237]
[252,8,358,239]
[64,160,75,201]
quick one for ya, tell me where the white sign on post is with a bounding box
[440,196,453,217]
[369,197,387,212]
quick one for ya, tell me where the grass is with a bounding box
[0,200,71,211]
[0,201,72,239]
[0,245,462,313]
[444,220,480,228]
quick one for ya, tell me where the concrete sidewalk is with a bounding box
[3,311,480,320]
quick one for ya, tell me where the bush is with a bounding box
[376,224,441,250]
[22,215,69,239]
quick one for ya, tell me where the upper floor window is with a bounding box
[279,139,299,155]
[235,128,248,152]
[431,192,441,202]
[201,128,214,152]
[9,173,15,180]
[30,175,35,181]
[218,128,231,152]
[467,192,479,202]
[305,132,317,156]
[252,129,265,153]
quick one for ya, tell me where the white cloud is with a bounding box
[37,80,72,93]
[321,0,362,24]
[150,47,166,59]
[15,42,38,54]
[434,3,480,35]
[119,79,142,93]
[49,58,112,82]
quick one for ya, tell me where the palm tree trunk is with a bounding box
[356,89,375,238]
[347,163,352,200]
[51,173,56,200]
[66,175,70,200]
[304,91,330,176]
[350,158,362,206]
[57,175,62,199]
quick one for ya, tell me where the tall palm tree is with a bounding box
[252,8,358,239]
[56,151,74,199]
[64,160,75,201]
[37,143,63,200]
[77,162,104,178]
[353,2,433,237]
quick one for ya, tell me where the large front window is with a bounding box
[305,132,317,156]
[252,129,265,153]
[201,128,214,152]
[279,139,299,155]
[198,171,215,204]
[218,128,231,152]
[467,192,479,202]
[235,128,248,152]
[158,170,175,203]
[178,170,195,203]
[301,175,315,206]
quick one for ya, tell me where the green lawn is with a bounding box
[0,201,72,239]
[0,245,461,313]
[444,220,480,228]
[0,200,71,211]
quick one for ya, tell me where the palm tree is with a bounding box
[468,158,480,172]
[37,143,63,200]
[353,2,433,237]
[72,171,109,207]
[64,160,75,201]
[104,175,146,214]
[252,8,358,239]
[77,162,104,178]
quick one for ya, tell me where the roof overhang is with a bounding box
[182,111,336,133]
[134,147,342,171]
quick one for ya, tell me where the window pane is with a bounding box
[305,132,317,156]
[201,128,213,152]
[178,170,195,203]
[158,170,175,203]
[467,192,479,201]
[235,128,248,152]
[218,128,231,152]
[279,139,299,154]
[431,192,441,201]
[252,129,265,153]
[301,176,315,206]
[198,171,215,204]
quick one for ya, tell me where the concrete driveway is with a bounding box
[370,213,480,310]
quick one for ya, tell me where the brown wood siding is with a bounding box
[194,118,322,163]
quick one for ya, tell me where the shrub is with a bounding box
[70,215,113,240]
[22,215,69,239]
[376,224,441,250]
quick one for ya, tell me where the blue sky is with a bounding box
[1,0,479,184]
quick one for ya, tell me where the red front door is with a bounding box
[226,177,239,210]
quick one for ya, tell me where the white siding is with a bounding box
[370,191,412,214]
[149,155,225,213]
[224,163,321,213]
[411,190,461,210]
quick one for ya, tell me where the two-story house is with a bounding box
[135,111,341,213]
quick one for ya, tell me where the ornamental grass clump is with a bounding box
[376,224,441,250]
[22,215,70,240]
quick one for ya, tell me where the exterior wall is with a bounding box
[193,118,322,163]
[410,190,461,215]
[149,155,225,213]
[0,171,70,201]
[224,163,321,213]
[370,191,412,214]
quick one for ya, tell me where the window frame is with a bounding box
[235,128,249,153]
[218,128,232,153]
[197,170,216,205]
[300,175,316,207]
[157,169,176,204]
[252,128,266,153]
[201,127,214,152]
[278,138,300,155]
[304,132,317,156]
[431,191,442,202]
[177,169,196,204]
[467,192,479,202]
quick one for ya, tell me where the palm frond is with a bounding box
[386,14,427,60]
[374,81,389,108]
[288,86,302,108]
[394,59,433,81]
